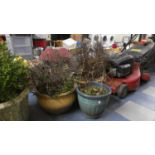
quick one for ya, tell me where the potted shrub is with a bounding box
[29,50,76,114]
[73,38,109,83]
[0,43,30,121]
[74,38,112,118]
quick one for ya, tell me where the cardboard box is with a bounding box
[71,34,82,42]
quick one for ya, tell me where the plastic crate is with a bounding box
[33,39,47,48]
[6,35,33,59]
[11,36,32,47]
[13,46,33,59]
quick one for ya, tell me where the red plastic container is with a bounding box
[33,39,47,48]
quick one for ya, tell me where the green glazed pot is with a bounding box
[76,82,111,118]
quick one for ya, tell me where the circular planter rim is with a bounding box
[36,87,75,99]
[76,81,111,99]
[74,76,106,85]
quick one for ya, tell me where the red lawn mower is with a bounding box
[106,34,155,98]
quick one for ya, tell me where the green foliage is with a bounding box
[0,43,29,103]
[56,80,74,95]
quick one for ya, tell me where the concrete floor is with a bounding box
[28,66,155,121]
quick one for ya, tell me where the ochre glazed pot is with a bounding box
[0,88,30,121]
[37,89,76,114]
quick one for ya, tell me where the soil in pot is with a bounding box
[80,85,108,96]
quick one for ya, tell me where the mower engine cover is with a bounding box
[109,63,132,78]
[108,53,134,78]
[109,53,134,66]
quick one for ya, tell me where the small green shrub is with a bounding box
[0,43,29,103]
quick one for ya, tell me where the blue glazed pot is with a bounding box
[76,82,111,118]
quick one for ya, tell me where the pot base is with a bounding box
[84,113,102,119]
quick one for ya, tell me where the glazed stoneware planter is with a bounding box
[0,88,30,121]
[76,82,111,118]
[36,89,76,114]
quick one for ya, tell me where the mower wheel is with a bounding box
[117,84,128,98]
[141,72,151,82]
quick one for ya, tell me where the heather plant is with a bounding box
[29,51,74,97]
